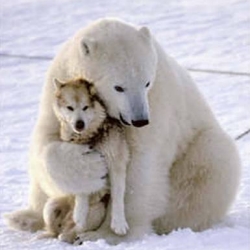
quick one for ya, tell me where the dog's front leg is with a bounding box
[109,161,129,235]
[104,134,130,236]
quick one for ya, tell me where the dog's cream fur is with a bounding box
[5,19,241,245]
[47,78,129,239]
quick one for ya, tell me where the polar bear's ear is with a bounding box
[81,38,97,56]
[139,26,151,39]
[53,78,65,90]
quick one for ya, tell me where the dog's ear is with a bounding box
[82,80,96,96]
[53,78,65,90]
[78,78,89,86]
[89,84,97,96]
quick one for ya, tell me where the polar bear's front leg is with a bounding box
[44,141,108,195]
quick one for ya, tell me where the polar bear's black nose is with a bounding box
[75,120,85,131]
[132,119,149,127]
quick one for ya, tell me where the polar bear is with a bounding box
[5,18,241,245]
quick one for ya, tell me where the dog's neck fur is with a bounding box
[60,116,122,147]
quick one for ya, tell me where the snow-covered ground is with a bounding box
[0,0,249,249]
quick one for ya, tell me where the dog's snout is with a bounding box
[131,119,149,127]
[75,120,85,131]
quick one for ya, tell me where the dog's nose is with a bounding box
[131,119,149,127]
[75,120,85,131]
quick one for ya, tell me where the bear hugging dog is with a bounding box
[5,18,241,245]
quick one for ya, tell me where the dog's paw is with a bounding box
[111,217,129,235]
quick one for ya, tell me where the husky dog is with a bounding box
[46,78,129,240]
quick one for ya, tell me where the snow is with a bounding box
[0,0,249,249]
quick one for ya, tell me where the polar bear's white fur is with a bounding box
[5,18,241,244]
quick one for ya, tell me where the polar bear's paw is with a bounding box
[111,216,129,235]
[4,209,43,232]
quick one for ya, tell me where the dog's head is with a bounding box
[53,78,106,135]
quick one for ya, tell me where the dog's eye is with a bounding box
[82,106,89,111]
[145,82,150,88]
[67,106,74,111]
[114,86,125,93]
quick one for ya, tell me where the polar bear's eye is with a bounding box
[145,82,150,88]
[67,106,74,111]
[82,106,89,111]
[114,86,125,93]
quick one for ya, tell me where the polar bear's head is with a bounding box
[75,19,158,127]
